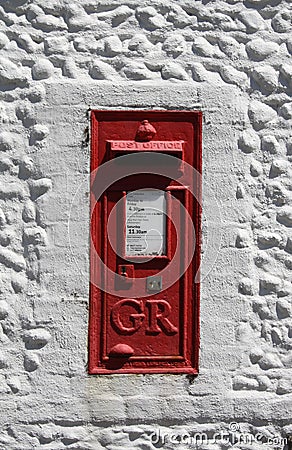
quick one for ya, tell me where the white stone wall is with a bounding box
[0,0,291,448]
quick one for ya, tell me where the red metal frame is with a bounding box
[89,110,202,375]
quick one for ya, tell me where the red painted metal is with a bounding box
[89,110,202,374]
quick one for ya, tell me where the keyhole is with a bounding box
[121,266,127,276]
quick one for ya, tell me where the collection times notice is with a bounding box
[126,190,166,256]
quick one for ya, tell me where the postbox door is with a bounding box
[89,110,202,374]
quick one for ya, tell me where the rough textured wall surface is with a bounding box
[0,0,291,448]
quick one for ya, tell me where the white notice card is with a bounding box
[126,190,166,256]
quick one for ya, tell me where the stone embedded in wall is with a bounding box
[162,34,186,57]
[44,36,70,55]
[189,63,208,82]
[15,33,38,53]
[128,34,154,54]
[0,104,9,124]
[42,425,87,445]
[238,277,254,295]
[192,37,217,57]
[31,59,54,80]
[161,62,188,80]
[7,376,21,393]
[282,352,292,368]
[277,281,292,298]
[277,378,292,395]
[0,32,9,49]
[62,57,78,79]
[253,298,274,319]
[279,102,292,120]
[0,155,14,174]
[236,322,255,343]
[0,132,15,152]
[19,156,35,179]
[259,275,282,294]
[122,62,154,81]
[219,66,248,87]
[0,181,28,199]
[16,103,36,128]
[29,178,52,200]
[269,159,290,178]
[0,300,9,320]
[233,375,259,390]
[0,208,6,227]
[0,230,12,247]
[23,227,47,246]
[238,129,260,153]
[25,245,40,281]
[22,200,37,223]
[235,230,251,248]
[167,5,193,28]
[26,85,46,103]
[276,299,291,319]
[0,6,14,26]
[260,319,273,342]
[144,60,163,72]
[97,5,133,27]
[218,35,245,59]
[250,160,263,177]
[236,184,245,199]
[271,10,291,33]
[257,232,282,249]
[271,327,282,346]
[23,352,40,372]
[257,375,272,391]
[251,66,278,93]
[135,6,167,31]
[22,328,51,349]
[258,352,283,370]
[284,258,292,270]
[0,352,8,369]
[0,248,26,272]
[238,10,266,33]
[261,135,280,154]
[287,37,292,54]
[73,36,97,53]
[280,64,292,88]
[265,181,288,206]
[29,124,49,144]
[286,237,292,254]
[30,12,67,32]
[11,273,27,293]
[248,100,277,130]
[89,60,118,80]
[245,38,279,61]
[277,206,292,227]
[66,6,94,32]
[0,57,27,85]
[97,35,123,57]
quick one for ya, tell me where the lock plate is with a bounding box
[146,276,162,292]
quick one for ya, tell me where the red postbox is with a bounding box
[89,110,202,374]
